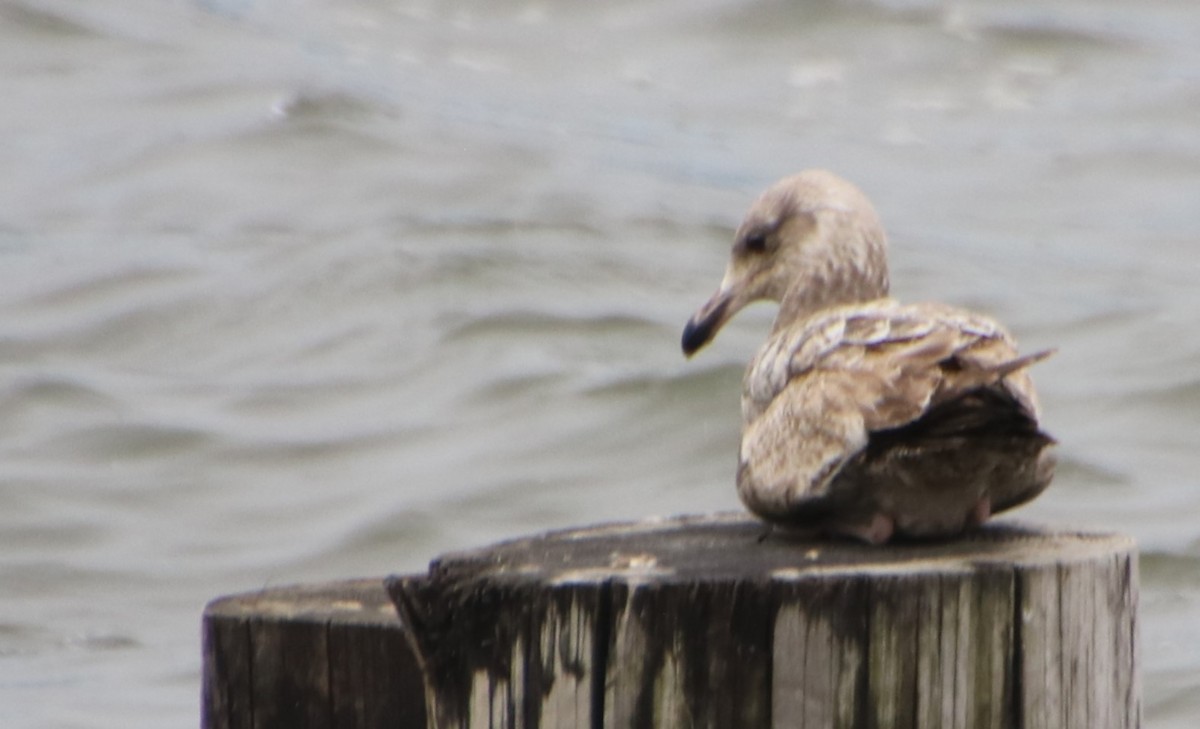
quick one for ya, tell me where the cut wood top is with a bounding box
[204,577,401,626]
[415,512,1135,587]
[202,515,1135,622]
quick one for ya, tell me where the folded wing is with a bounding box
[737,299,1053,533]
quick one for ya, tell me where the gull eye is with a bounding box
[743,232,768,254]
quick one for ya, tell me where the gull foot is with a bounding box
[836,513,895,545]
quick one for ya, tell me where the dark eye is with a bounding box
[744,232,768,253]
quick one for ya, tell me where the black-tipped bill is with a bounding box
[681,295,730,357]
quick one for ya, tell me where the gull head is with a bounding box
[682,170,890,357]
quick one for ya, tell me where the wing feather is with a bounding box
[734,293,1056,486]
[738,299,1052,524]
[743,298,1048,442]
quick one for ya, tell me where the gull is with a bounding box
[682,170,1056,544]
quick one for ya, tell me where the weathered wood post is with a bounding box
[388,513,1138,729]
[203,578,427,729]
[202,513,1140,729]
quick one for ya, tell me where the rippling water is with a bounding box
[1,1,1198,726]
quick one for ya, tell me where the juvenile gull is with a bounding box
[682,170,1055,544]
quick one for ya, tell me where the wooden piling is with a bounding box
[202,513,1140,729]
[202,578,426,729]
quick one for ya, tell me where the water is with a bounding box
[1,0,1198,725]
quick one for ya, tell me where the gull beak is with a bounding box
[682,286,735,357]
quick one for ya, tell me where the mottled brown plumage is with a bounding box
[682,170,1055,544]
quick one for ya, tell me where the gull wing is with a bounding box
[737,299,1051,520]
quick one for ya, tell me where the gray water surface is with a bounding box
[2,1,1199,726]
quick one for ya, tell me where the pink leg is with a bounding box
[837,513,895,545]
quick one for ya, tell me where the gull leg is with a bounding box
[835,513,895,545]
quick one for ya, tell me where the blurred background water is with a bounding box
[0,0,1197,726]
